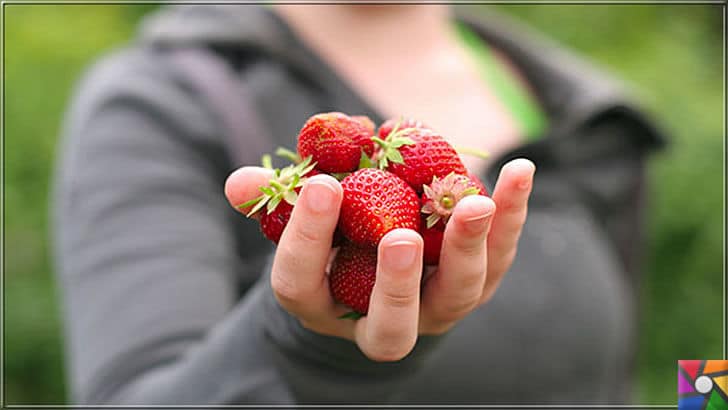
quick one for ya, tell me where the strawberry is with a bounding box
[419,172,488,264]
[259,200,293,244]
[297,112,375,173]
[421,221,445,266]
[352,115,376,136]
[378,117,430,139]
[339,168,420,247]
[329,242,378,314]
[238,157,317,244]
[374,127,467,192]
[421,172,486,229]
[467,171,489,197]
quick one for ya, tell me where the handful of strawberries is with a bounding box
[238,112,489,317]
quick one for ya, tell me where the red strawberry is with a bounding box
[329,242,378,314]
[238,157,317,244]
[339,168,420,247]
[259,200,293,244]
[421,221,445,266]
[419,172,488,264]
[467,171,489,197]
[352,115,376,136]
[297,112,375,173]
[421,172,486,230]
[374,127,467,192]
[378,117,430,139]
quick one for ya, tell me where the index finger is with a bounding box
[271,175,343,318]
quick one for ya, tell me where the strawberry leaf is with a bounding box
[387,149,405,165]
[275,147,302,164]
[267,195,282,214]
[358,151,374,169]
[338,311,365,320]
[426,213,441,229]
[238,194,266,212]
[300,163,317,177]
[283,189,298,205]
[330,172,351,181]
[261,154,273,169]
[247,196,269,217]
[389,137,415,148]
[378,155,389,170]
[463,187,481,196]
[422,184,436,202]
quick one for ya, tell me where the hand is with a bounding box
[224,159,535,361]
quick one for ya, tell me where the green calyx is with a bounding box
[275,146,302,164]
[358,150,375,170]
[237,155,316,217]
[372,120,416,169]
[421,172,481,229]
[338,311,365,320]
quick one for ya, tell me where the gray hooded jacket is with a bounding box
[54,5,664,405]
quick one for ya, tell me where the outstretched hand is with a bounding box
[225,158,535,361]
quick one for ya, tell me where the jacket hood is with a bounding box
[139,5,282,50]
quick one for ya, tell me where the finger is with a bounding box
[481,158,535,304]
[355,229,423,361]
[224,166,275,215]
[420,195,495,333]
[271,174,343,318]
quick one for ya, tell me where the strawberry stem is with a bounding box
[453,145,490,159]
[275,147,302,164]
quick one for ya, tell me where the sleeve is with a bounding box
[53,47,439,405]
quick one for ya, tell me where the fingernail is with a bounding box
[305,180,336,213]
[383,241,418,271]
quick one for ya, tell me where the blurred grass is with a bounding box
[3,4,723,404]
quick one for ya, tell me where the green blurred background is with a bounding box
[3,3,724,404]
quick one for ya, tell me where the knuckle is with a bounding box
[271,273,306,303]
[498,197,523,215]
[490,247,518,274]
[380,288,418,309]
[431,297,479,324]
[456,240,485,259]
[448,227,486,256]
[292,223,326,243]
[459,269,486,290]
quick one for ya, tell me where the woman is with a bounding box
[54,4,663,404]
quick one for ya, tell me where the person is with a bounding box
[53,4,664,405]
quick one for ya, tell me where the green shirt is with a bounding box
[454,22,547,140]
